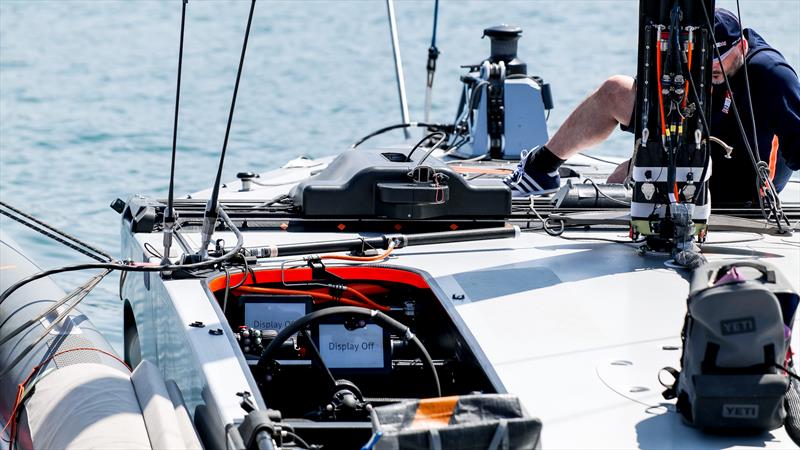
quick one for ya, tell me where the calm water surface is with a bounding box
[1,0,798,351]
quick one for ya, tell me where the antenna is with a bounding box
[162,0,188,265]
[197,0,257,260]
[423,0,440,123]
[386,0,411,140]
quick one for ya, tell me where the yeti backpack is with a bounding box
[662,260,799,431]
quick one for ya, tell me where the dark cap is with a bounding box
[714,8,743,55]
[482,25,522,40]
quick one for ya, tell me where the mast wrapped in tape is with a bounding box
[630,0,714,249]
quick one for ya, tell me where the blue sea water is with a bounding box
[1,0,798,352]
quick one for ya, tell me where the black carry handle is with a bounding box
[709,261,776,286]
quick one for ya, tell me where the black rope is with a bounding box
[0,201,112,263]
[697,2,786,229]
[734,0,760,169]
[775,364,800,383]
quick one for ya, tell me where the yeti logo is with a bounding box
[722,404,758,419]
[720,317,756,335]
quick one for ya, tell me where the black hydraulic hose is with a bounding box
[415,132,448,166]
[0,201,112,263]
[258,306,441,398]
[0,209,244,307]
[300,329,338,391]
[351,122,448,149]
[241,226,518,259]
[406,131,446,162]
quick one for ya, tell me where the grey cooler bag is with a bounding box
[663,260,799,431]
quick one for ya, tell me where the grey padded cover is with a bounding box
[131,360,190,450]
[166,379,204,450]
[23,363,151,450]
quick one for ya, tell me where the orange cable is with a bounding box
[343,286,391,311]
[656,31,667,138]
[234,285,390,312]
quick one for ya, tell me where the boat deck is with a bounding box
[129,152,800,449]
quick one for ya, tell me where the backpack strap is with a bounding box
[659,367,680,400]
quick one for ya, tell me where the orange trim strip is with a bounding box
[451,166,511,175]
[769,135,779,181]
[209,266,430,292]
[410,396,460,430]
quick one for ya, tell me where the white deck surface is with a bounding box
[158,223,800,449]
[159,154,800,449]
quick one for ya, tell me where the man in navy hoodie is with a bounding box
[504,8,799,205]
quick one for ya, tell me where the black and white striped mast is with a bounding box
[386,0,411,140]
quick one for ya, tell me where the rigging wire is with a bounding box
[733,0,760,170]
[731,0,787,229]
[162,0,189,265]
[0,269,110,343]
[0,270,112,378]
[200,0,257,259]
[0,208,244,307]
[577,153,621,166]
[697,1,787,230]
